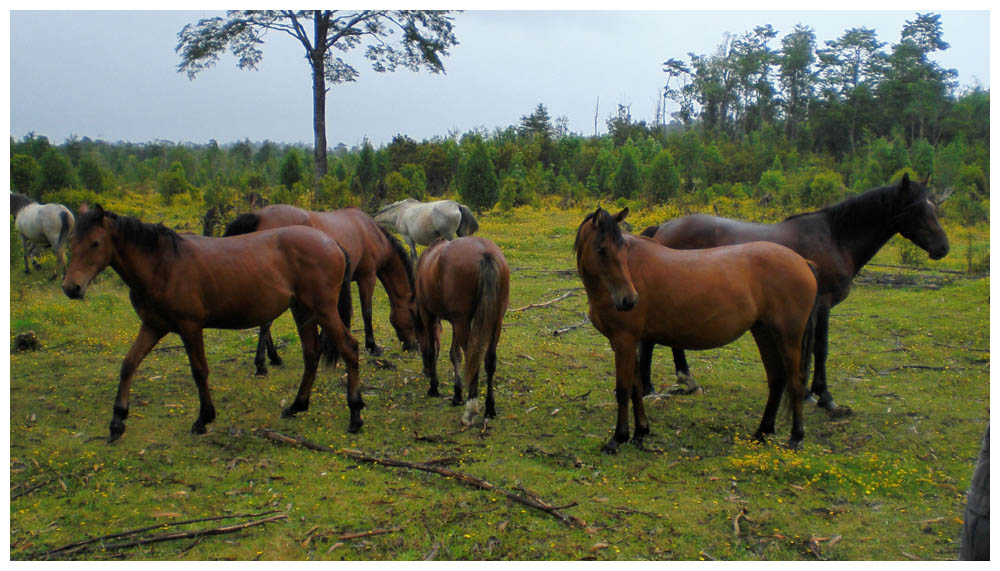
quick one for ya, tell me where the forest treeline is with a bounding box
[9,13,989,229]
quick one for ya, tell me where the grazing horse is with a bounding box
[374,198,479,263]
[575,207,818,453]
[224,205,417,373]
[641,174,950,409]
[62,204,363,441]
[10,192,75,278]
[414,237,509,425]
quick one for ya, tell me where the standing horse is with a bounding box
[640,174,950,409]
[576,207,818,453]
[374,198,479,263]
[224,205,417,373]
[414,237,509,425]
[10,192,75,278]
[62,204,363,441]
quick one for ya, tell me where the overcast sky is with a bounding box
[7,8,992,150]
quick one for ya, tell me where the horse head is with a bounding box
[575,206,638,311]
[895,174,950,260]
[10,192,36,217]
[62,204,115,299]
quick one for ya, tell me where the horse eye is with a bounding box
[91,240,100,249]
[597,246,608,257]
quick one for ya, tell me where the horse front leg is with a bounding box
[808,303,836,410]
[603,335,641,454]
[109,323,166,442]
[178,325,216,435]
[638,341,655,396]
[20,234,31,274]
[254,321,276,376]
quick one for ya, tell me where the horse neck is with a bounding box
[108,233,178,296]
[821,203,899,276]
[377,251,413,302]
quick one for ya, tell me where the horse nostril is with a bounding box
[63,284,81,299]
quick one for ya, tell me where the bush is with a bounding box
[802,170,845,208]
[458,141,499,213]
[40,189,101,214]
[157,161,193,203]
[10,154,40,196]
[279,148,304,190]
[644,149,680,204]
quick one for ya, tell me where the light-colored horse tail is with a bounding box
[457,204,479,237]
[462,252,502,424]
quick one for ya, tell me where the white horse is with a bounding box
[373,198,479,263]
[10,192,75,278]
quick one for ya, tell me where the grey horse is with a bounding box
[10,192,75,278]
[373,198,479,263]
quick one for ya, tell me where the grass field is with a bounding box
[8,198,990,560]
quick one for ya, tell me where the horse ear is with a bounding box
[900,172,911,192]
[614,207,630,223]
[78,202,90,215]
[591,206,603,227]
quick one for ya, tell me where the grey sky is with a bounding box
[8,9,991,149]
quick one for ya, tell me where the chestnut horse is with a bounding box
[575,207,818,453]
[414,237,509,425]
[641,173,949,409]
[62,205,363,441]
[224,205,417,374]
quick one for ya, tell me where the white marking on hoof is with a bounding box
[462,398,480,426]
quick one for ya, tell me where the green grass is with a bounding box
[9,199,989,560]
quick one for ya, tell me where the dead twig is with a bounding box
[254,429,586,529]
[510,291,575,313]
[552,318,591,337]
[37,511,285,558]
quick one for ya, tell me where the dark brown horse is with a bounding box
[576,207,818,453]
[224,205,417,374]
[641,174,950,409]
[414,237,509,425]
[62,204,363,441]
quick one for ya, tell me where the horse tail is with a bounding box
[321,245,353,367]
[457,204,479,237]
[640,224,660,238]
[56,210,73,250]
[222,212,260,237]
[463,253,502,402]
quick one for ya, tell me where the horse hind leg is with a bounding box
[750,325,784,443]
[449,327,466,407]
[671,347,701,394]
[254,321,278,376]
[284,309,321,418]
[315,307,363,433]
[483,337,498,419]
[178,326,216,436]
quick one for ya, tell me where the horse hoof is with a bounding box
[818,398,837,411]
[366,344,383,356]
[803,393,817,404]
[402,342,419,352]
[347,420,363,433]
[270,356,283,367]
[451,397,464,407]
[191,421,207,435]
[281,404,305,418]
[427,387,440,397]
[787,438,803,450]
[255,368,269,377]
[601,440,621,455]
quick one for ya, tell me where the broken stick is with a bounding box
[255,429,586,529]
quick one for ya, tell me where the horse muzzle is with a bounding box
[928,241,950,260]
[62,282,85,300]
[614,292,638,312]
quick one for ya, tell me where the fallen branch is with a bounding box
[876,364,957,375]
[552,318,591,337]
[510,291,576,313]
[36,511,285,558]
[254,429,586,529]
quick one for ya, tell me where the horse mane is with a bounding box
[784,176,929,233]
[222,212,261,237]
[378,225,415,289]
[574,208,625,253]
[374,198,415,218]
[75,206,181,253]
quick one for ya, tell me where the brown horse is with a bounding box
[575,207,818,453]
[224,205,417,374]
[414,237,509,425]
[62,204,363,441]
[641,173,950,409]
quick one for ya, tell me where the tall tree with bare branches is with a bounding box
[176,10,459,191]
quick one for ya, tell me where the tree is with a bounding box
[355,139,378,206]
[779,25,817,144]
[177,10,459,193]
[520,103,553,138]
[645,149,680,203]
[10,154,40,196]
[612,145,640,200]
[38,149,76,195]
[458,140,499,213]
[279,148,304,189]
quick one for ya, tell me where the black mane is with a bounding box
[379,225,415,289]
[10,192,36,216]
[784,176,928,234]
[75,206,181,253]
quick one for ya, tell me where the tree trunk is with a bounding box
[311,12,330,195]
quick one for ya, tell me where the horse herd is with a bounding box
[12,174,949,453]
